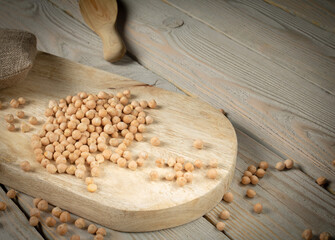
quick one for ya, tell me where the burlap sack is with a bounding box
[0,29,37,90]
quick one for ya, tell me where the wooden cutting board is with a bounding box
[0,52,237,232]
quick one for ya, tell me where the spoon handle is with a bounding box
[99,26,126,62]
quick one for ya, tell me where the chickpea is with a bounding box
[253,203,262,214]
[117,158,127,168]
[176,157,185,164]
[29,216,39,226]
[57,223,68,236]
[128,160,137,171]
[46,216,57,227]
[275,162,285,171]
[319,232,330,240]
[167,158,176,167]
[29,116,38,125]
[250,175,259,185]
[284,159,294,169]
[148,99,157,108]
[219,210,230,220]
[184,172,193,183]
[74,218,86,229]
[57,163,68,173]
[184,162,194,172]
[30,208,40,217]
[176,177,187,187]
[0,201,7,211]
[87,183,98,193]
[150,171,159,181]
[138,124,146,133]
[88,224,98,234]
[33,198,42,207]
[52,207,62,218]
[175,171,184,179]
[216,222,225,231]
[223,192,233,203]
[136,158,144,167]
[247,165,257,174]
[109,138,119,147]
[37,199,48,211]
[96,227,106,236]
[18,97,26,105]
[139,151,148,160]
[20,161,31,172]
[174,162,183,171]
[5,114,14,123]
[145,116,153,124]
[46,164,57,174]
[258,161,269,170]
[241,176,251,185]
[165,172,175,181]
[135,133,143,142]
[256,168,266,178]
[7,189,16,199]
[316,176,327,186]
[10,99,19,108]
[207,169,218,179]
[71,235,81,240]
[60,211,71,223]
[244,170,252,177]
[301,229,313,240]
[246,189,256,198]
[156,158,165,168]
[194,159,203,168]
[193,139,203,149]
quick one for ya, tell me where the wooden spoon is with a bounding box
[79,0,126,62]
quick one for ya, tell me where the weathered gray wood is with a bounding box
[205,130,335,239]
[7,187,228,240]
[0,187,44,240]
[165,0,335,95]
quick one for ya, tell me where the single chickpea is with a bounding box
[57,223,68,236]
[57,163,68,173]
[87,183,98,193]
[110,153,120,163]
[241,176,251,185]
[253,203,262,214]
[148,99,157,108]
[138,124,146,133]
[5,114,14,123]
[60,211,71,223]
[52,206,62,218]
[176,177,187,187]
[7,189,16,199]
[258,161,269,170]
[74,218,86,229]
[155,158,165,168]
[275,162,285,171]
[33,198,42,207]
[207,169,218,179]
[0,201,7,211]
[284,159,294,169]
[246,189,256,198]
[150,136,160,146]
[18,97,26,105]
[319,232,331,240]
[117,158,127,168]
[219,210,230,220]
[184,172,193,183]
[250,175,259,185]
[145,116,153,124]
[139,100,148,108]
[184,162,194,172]
[167,158,176,167]
[165,172,175,181]
[45,216,57,227]
[216,222,225,231]
[128,160,137,171]
[244,170,253,177]
[75,169,85,179]
[150,171,159,181]
[29,116,38,125]
[96,154,105,163]
[176,157,185,164]
[37,199,48,211]
[316,176,327,186]
[21,122,31,132]
[139,151,148,160]
[29,216,39,226]
[256,168,266,178]
[135,133,143,142]
[109,138,119,147]
[174,162,183,171]
[223,192,234,203]
[71,235,81,240]
[175,171,184,178]
[10,99,19,108]
[20,161,31,172]
[46,164,57,174]
[136,158,144,167]
[96,227,106,236]
[247,165,257,174]
[209,159,218,168]
[16,111,25,120]
[194,159,203,168]
[193,139,203,149]
[301,229,313,240]
[88,224,98,234]
[30,208,40,217]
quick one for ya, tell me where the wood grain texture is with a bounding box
[0,52,237,232]
[0,187,44,240]
[6,187,228,240]
[205,130,335,240]
[104,0,334,183]
[165,0,335,95]
[79,0,126,62]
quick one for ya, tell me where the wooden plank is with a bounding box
[6,186,228,240]
[0,0,181,94]
[0,186,44,240]
[206,130,335,239]
[262,0,335,32]
[165,0,335,95]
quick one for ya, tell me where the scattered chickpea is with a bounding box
[176,177,187,187]
[184,162,194,172]
[136,158,144,167]
[223,192,234,203]
[244,170,252,177]
[7,123,15,131]
[247,165,257,174]
[145,116,153,124]
[75,218,86,229]
[71,235,81,240]
[96,227,107,236]
[60,211,71,223]
[85,177,94,185]
[21,122,31,132]
[128,160,137,171]
[150,136,160,146]
[246,189,256,198]
[194,159,203,169]
[46,164,57,174]
[18,97,26,105]
[5,114,15,123]
[165,172,175,181]
[174,162,183,171]
[241,176,251,185]
[45,216,57,227]
[301,229,313,240]
[52,206,62,218]
[175,171,184,179]
[207,169,218,179]
[150,171,159,181]
[57,223,68,236]
[94,234,104,240]
[139,151,148,160]
[216,221,225,231]
[176,157,185,164]
[0,201,6,211]
[193,139,203,149]
[155,158,165,168]
[258,161,269,170]
[184,172,193,183]
[167,158,176,167]
[250,175,259,185]
[117,158,127,168]
[29,216,39,226]
[30,208,40,217]
[148,99,157,108]
[253,203,262,214]
[256,168,266,178]
[16,110,25,118]
[275,162,285,171]
[10,99,19,108]
[284,159,294,169]
[209,159,218,168]
[316,176,327,186]
[6,189,16,199]
[88,224,98,234]
[20,161,31,172]
[33,198,42,207]
[319,232,331,240]
[87,183,98,193]
[219,210,230,220]
[37,199,48,211]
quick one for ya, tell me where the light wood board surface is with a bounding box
[0,52,237,232]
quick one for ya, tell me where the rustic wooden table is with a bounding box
[0,0,334,239]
